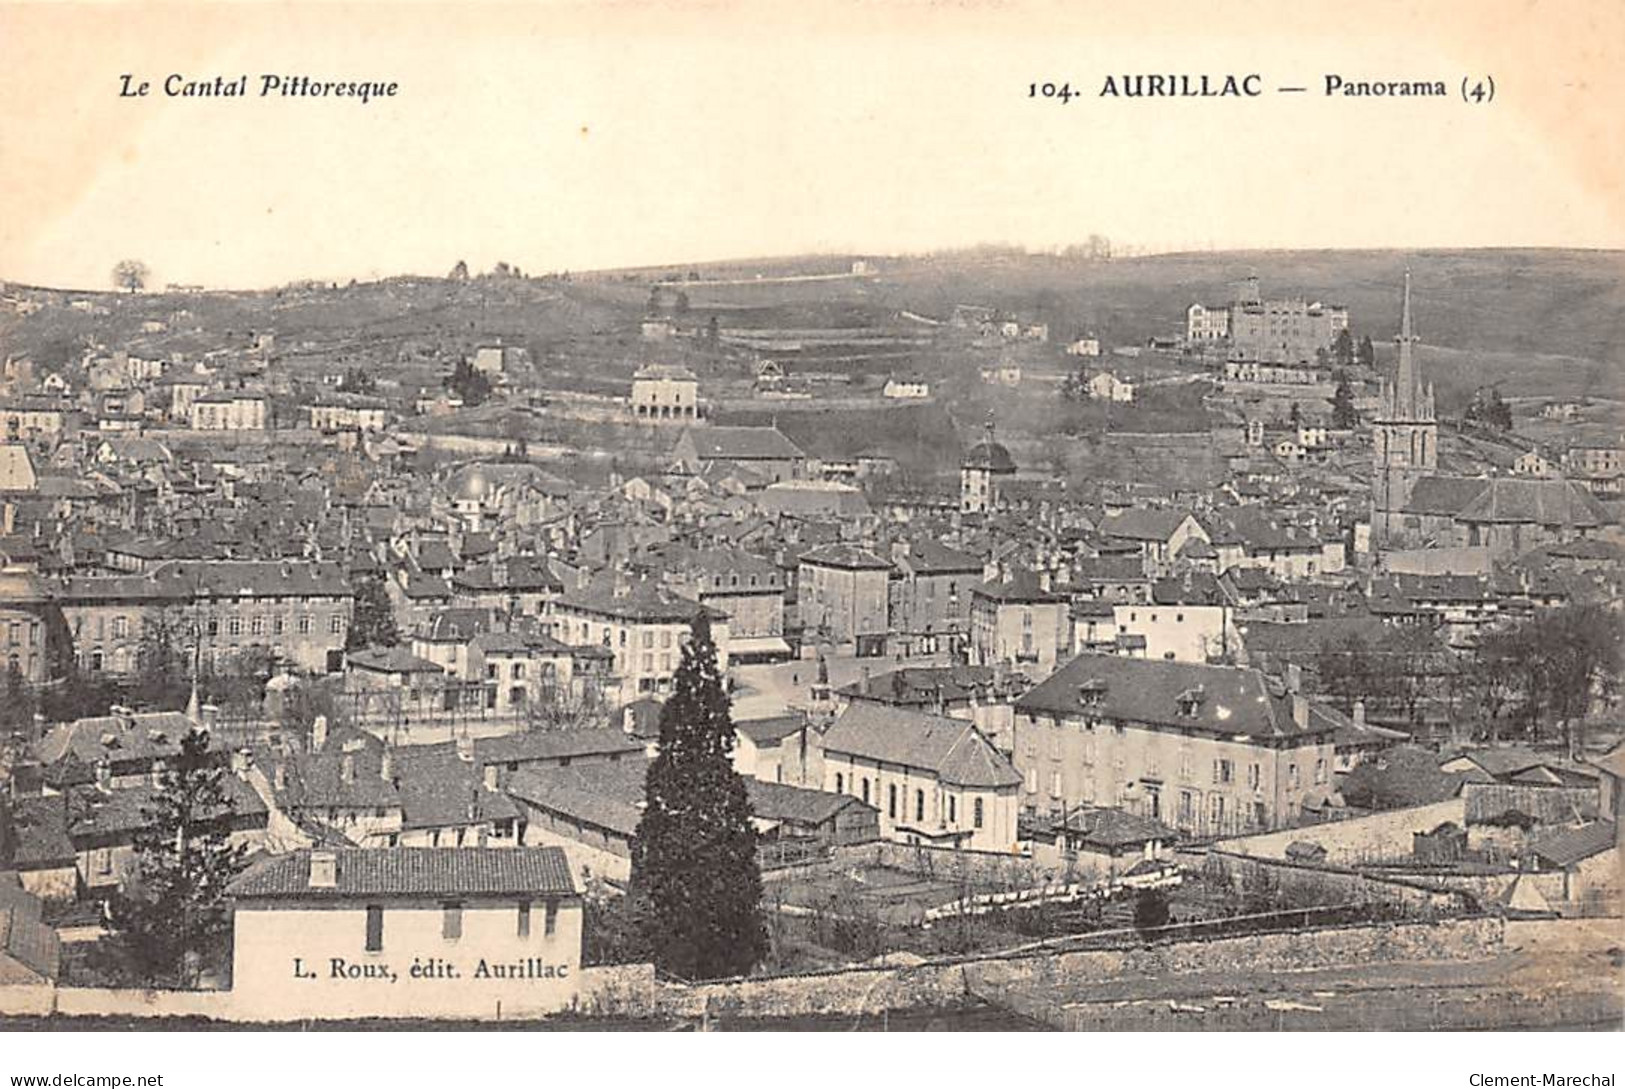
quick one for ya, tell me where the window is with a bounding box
[206,618,219,637]
[95,848,113,876]
[861,777,870,804]
[1288,763,1299,790]
[273,617,284,635]
[112,616,128,638]
[251,616,264,635]
[1248,763,1261,790]
[915,789,925,822]
[1024,768,1037,794]
[544,900,558,937]
[1315,758,1327,785]
[365,906,384,952]
[517,901,531,937]
[835,773,844,794]
[1213,759,1234,785]
[642,631,654,648]
[298,616,312,635]
[888,783,897,819]
[330,615,343,634]
[1050,770,1062,797]
[947,796,956,823]
[973,798,984,829]
[513,662,526,680]
[442,901,463,940]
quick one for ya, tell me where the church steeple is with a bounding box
[1395,269,1420,416]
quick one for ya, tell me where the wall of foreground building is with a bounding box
[0,918,1502,1023]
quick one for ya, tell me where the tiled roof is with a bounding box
[1017,653,1321,741]
[472,728,643,766]
[973,568,1065,603]
[746,779,872,828]
[1455,478,1607,527]
[35,712,201,768]
[735,714,809,745]
[798,543,892,570]
[681,426,805,462]
[822,703,1021,789]
[151,559,351,599]
[230,847,577,899]
[1530,822,1615,868]
[1099,509,1195,543]
[893,538,984,575]
[389,749,518,831]
[505,763,647,839]
[1055,805,1178,848]
[1402,475,1490,518]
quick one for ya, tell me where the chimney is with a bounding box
[309,851,337,889]
[1286,663,1303,694]
[483,763,499,790]
[95,759,112,793]
[340,754,355,783]
[1292,693,1309,730]
[273,762,288,791]
[311,714,328,753]
[621,706,635,735]
[1352,699,1367,728]
[456,732,474,763]
[380,748,393,784]
[859,666,871,696]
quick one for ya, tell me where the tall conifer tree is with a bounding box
[631,615,767,980]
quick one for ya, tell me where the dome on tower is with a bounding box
[962,439,1016,473]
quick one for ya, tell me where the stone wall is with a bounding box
[644,917,1504,1020]
[1215,799,1467,865]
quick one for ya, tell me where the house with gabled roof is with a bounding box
[820,702,1021,852]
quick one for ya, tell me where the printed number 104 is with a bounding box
[1029,82,1076,102]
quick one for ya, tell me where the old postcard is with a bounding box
[0,0,1621,1055]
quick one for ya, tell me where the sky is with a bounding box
[1,0,1622,290]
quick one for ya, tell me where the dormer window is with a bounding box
[1175,686,1205,718]
[1077,679,1107,708]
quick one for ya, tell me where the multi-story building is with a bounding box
[190,391,268,431]
[1012,654,1337,837]
[650,545,788,662]
[309,393,389,433]
[551,579,728,698]
[887,539,984,657]
[630,364,699,422]
[1188,277,1347,364]
[72,560,355,675]
[820,701,1021,852]
[969,569,1071,680]
[797,544,891,657]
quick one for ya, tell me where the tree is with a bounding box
[674,291,691,316]
[1330,371,1359,429]
[1331,327,1354,368]
[1133,887,1171,937]
[1356,335,1376,369]
[337,367,377,395]
[0,661,35,744]
[112,259,149,294]
[448,260,470,281]
[445,358,492,407]
[1288,401,1302,428]
[104,728,249,987]
[347,575,400,649]
[630,615,767,981]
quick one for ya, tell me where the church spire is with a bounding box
[1395,268,1420,415]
